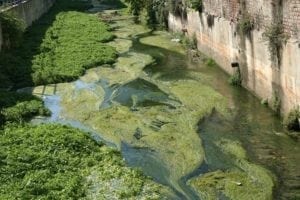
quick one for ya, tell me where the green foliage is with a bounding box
[0,12,25,49]
[0,91,50,125]
[182,35,197,50]
[0,0,117,88]
[172,32,197,49]
[31,11,116,85]
[284,108,300,131]
[187,0,202,12]
[229,70,242,86]
[262,23,289,63]
[205,58,217,67]
[0,124,162,199]
[125,0,145,16]
[237,13,254,36]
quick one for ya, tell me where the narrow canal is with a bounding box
[24,4,300,200]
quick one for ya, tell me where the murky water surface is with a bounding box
[24,6,300,200]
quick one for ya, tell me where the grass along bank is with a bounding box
[0,1,172,199]
[0,0,117,88]
[0,124,171,199]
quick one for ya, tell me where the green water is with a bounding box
[24,5,300,200]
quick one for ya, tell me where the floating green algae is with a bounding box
[24,5,282,199]
[188,139,275,200]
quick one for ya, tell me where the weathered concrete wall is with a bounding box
[168,0,300,115]
[0,0,55,50]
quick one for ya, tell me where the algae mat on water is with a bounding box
[26,7,276,199]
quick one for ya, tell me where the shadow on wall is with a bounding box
[0,0,91,89]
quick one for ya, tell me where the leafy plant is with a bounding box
[229,70,242,86]
[182,34,197,50]
[262,23,289,65]
[205,58,217,67]
[0,124,165,199]
[0,91,50,125]
[0,0,117,88]
[187,0,202,12]
[237,12,254,37]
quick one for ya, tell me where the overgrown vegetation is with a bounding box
[186,0,202,12]
[182,34,197,49]
[0,0,117,88]
[0,91,50,125]
[262,23,289,66]
[125,0,202,28]
[0,124,165,199]
[229,70,242,86]
[205,58,217,67]
[284,108,300,131]
[236,12,254,37]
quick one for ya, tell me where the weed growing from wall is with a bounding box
[229,69,242,86]
[236,12,254,37]
[262,23,289,66]
[186,0,202,12]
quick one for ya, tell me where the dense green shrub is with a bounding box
[0,91,50,124]
[0,0,117,88]
[30,11,117,85]
[125,0,145,16]
[0,124,162,199]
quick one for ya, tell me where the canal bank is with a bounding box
[23,2,300,199]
